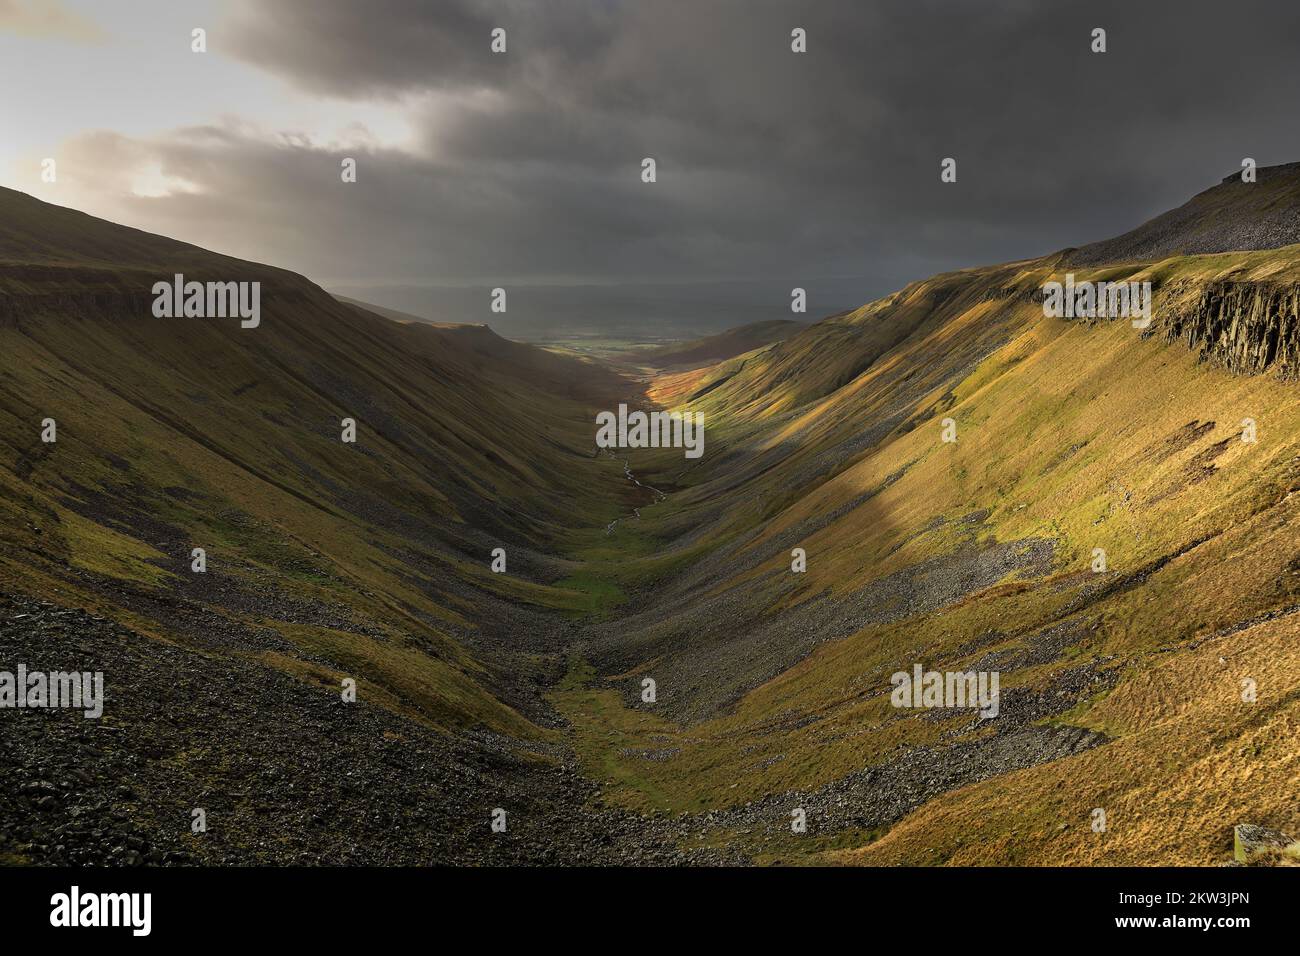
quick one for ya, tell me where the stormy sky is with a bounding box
[5,0,1300,337]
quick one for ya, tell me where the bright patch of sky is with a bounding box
[0,0,418,206]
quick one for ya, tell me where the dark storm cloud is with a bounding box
[211,0,1300,309]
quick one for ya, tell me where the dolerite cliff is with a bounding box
[1164,282,1300,379]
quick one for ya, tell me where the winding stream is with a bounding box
[600,450,668,536]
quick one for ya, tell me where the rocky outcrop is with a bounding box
[1162,282,1300,378]
[1233,823,1299,864]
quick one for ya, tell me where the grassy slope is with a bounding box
[0,186,635,740]
[552,229,1300,862]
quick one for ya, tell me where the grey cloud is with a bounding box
[61,1,1300,330]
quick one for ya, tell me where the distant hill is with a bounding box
[333,292,616,388]
[331,294,440,326]
[615,319,804,369]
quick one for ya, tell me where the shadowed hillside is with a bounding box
[0,186,737,865]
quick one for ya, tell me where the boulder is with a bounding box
[1233,823,1297,863]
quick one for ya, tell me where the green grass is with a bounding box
[552,572,627,617]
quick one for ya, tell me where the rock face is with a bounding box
[1233,823,1297,863]
[1163,282,1300,378]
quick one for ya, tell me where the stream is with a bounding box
[600,450,668,536]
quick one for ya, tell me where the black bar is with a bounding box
[0,865,1278,942]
